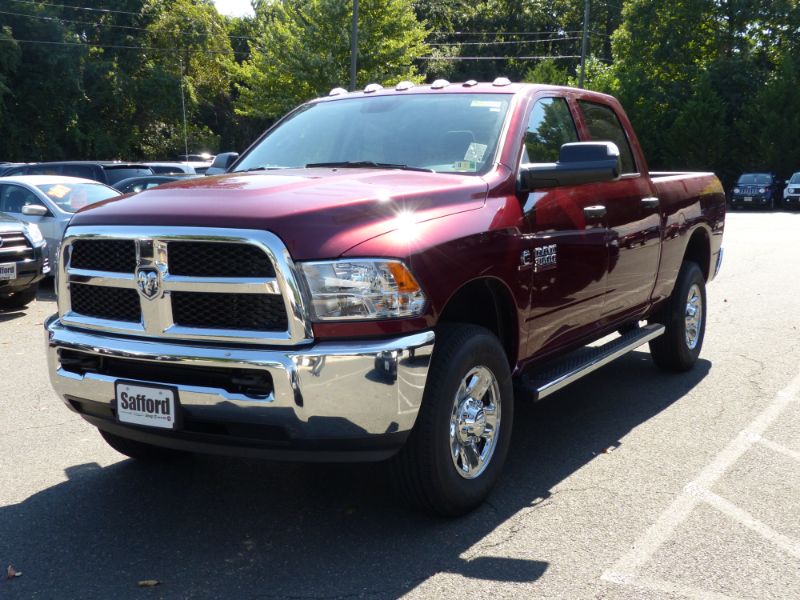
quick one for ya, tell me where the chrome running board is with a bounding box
[518,324,665,401]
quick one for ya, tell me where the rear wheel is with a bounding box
[649,261,706,372]
[393,324,514,516]
[0,284,38,309]
[99,430,186,462]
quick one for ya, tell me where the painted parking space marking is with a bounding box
[602,371,800,596]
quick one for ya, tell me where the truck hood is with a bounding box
[71,169,488,259]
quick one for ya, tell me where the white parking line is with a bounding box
[755,436,800,463]
[602,371,800,594]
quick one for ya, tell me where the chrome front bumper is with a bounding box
[45,315,434,460]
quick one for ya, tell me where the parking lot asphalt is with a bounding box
[1,211,799,599]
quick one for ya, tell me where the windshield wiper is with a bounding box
[238,166,290,172]
[305,161,435,173]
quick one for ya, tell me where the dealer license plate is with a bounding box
[115,381,178,430]
[743,196,753,202]
[0,263,16,281]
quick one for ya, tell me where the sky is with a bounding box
[212,0,254,18]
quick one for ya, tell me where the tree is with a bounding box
[237,0,429,120]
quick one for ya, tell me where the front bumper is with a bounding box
[0,243,47,295]
[729,195,770,206]
[45,315,434,461]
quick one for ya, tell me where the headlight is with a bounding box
[23,222,44,245]
[758,187,766,194]
[733,188,740,194]
[300,260,426,321]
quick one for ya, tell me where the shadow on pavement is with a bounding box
[0,352,710,599]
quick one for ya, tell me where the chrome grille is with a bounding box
[70,283,141,322]
[172,292,288,330]
[58,227,312,345]
[70,239,136,272]
[167,242,275,277]
[0,231,33,260]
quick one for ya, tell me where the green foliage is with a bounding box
[523,59,569,86]
[237,0,429,120]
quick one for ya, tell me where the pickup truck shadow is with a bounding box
[0,352,710,599]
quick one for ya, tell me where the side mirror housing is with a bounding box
[517,142,621,193]
[206,152,239,175]
[21,204,49,217]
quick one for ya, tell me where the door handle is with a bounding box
[583,205,606,220]
[641,196,660,209]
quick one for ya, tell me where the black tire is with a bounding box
[648,261,706,372]
[392,324,514,516]
[99,429,186,462]
[0,284,38,309]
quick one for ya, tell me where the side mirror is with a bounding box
[206,152,239,175]
[22,204,49,217]
[518,142,621,193]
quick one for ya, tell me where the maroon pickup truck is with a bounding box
[45,80,725,515]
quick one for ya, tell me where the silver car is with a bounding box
[0,175,120,272]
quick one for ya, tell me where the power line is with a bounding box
[432,30,586,36]
[418,55,585,61]
[7,0,141,16]
[429,36,582,47]
[0,7,258,40]
[0,36,249,57]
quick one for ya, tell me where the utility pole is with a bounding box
[579,0,590,88]
[350,0,359,91]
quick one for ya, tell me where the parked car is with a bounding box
[45,81,725,516]
[729,172,781,209]
[143,162,196,175]
[0,176,120,270]
[0,211,49,309]
[176,153,214,174]
[0,163,28,176]
[1,161,154,187]
[783,172,800,209]
[113,174,200,194]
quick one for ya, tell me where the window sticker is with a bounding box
[452,160,478,172]
[45,184,71,199]
[470,100,503,109]
[464,142,488,162]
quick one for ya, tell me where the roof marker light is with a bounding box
[492,77,511,87]
[463,80,478,87]
[363,83,383,93]
[328,87,348,96]
[395,81,415,91]
[431,79,450,89]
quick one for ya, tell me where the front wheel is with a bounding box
[649,261,706,372]
[393,324,514,516]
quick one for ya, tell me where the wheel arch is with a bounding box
[683,225,712,281]
[436,277,519,369]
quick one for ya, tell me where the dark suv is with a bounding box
[0,212,48,309]
[2,161,153,187]
[729,172,780,209]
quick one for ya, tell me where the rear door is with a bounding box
[575,100,661,320]
[521,96,609,357]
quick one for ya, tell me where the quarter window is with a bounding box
[523,98,578,163]
[577,101,637,174]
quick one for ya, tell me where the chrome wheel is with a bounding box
[685,283,703,350]
[449,366,501,479]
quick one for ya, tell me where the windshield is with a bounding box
[789,173,800,184]
[234,93,512,175]
[36,182,118,213]
[737,173,772,185]
[104,167,153,185]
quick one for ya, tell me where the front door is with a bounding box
[520,97,609,357]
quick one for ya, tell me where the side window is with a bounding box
[61,164,95,179]
[0,184,42,213]
[577,101,637,174]
[523,97,578,163]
